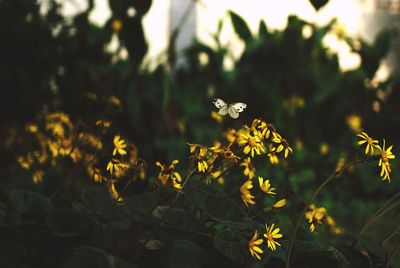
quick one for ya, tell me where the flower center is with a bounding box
[248,136,256,147]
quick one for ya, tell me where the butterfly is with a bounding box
[213,98,247,119]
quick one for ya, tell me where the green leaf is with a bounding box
[82,188,118,220]
[168,239,208,268]
[73,246,136,268]
[258,20,269,39]
[335,244,371,268]
[46,208,88,237]
[229,11,252,43]
[213,228,245,262]
[152,206,188,227]
[309,0,329,11]
[124,191,158,220]
[9,190,53,216]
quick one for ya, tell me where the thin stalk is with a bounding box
[360,200,400,235]
[359,192,400,235]
[285,160,363,268]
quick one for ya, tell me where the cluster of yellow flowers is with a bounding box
[248,223,284,260]
[17,111,147,201]
[357,132,395,181]
[305,204,341,233]
[186,118,292,259]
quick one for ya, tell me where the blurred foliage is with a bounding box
[1,0,400,267]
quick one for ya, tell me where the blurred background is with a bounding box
[1,0,400,266]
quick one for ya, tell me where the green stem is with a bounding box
[360,200,400,235]
[359,192,400,235]
[285,160,363,268]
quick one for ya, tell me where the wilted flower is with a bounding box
[108,180,123,202]
[156,160,182,189]
[240,180,255,206]
[17,155,34,170]
[240,157,256,179]
[96,119,112,130]
[305,204,327,232]
[272,133,292,158]
[33,170,44,183]
[106,158,129,175]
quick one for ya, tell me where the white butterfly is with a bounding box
[213,98,247,119]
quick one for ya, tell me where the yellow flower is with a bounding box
[305,204,327,232]
[238,130,265,158]
[251,119,276,140]
[268,151,279,165]
[217,146,240,162]
[320,143,329,155]
[258,177,276,196]
[79,133,103,150]
[264,223,283,251]
[211,170,225,185]
[17,155,34,170]
[89,166,106,183]
[272,133,293,158]
[346,114,362,133]
[211,111,223,123]
[240,157,256,179]
[25,123,38,133]
[106,158,129,175]
[240,180,255,206]
[70,148,82,163]
[33,150,47,164]
[272,199,286,209]
[189,145,218,173]
[377,140,395,182]
[224,128,238,143]
[112,19,123,32]
[59,138,73,156]
[32,170,44,183]
[326,215,342,234]
[109,96,122,107]
[113,135,127,156]
[357,132,379,155]
[156,160,182,188]
[248,230,264,260]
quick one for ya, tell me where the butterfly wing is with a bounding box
[213,98,229,115]
[213,98,227,109]
[228,103,247,119]
[228,105,239,118]
[231,103,247,112]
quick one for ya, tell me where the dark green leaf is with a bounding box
[168,239,208,268]
[309,0,329,11]
[152,206,188,227]
[9,190,53,216]
[82,188,118,219]
[73,246,136,268]
[46,208,88,237]
[124,191,157,220]
[229,11,252,43]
